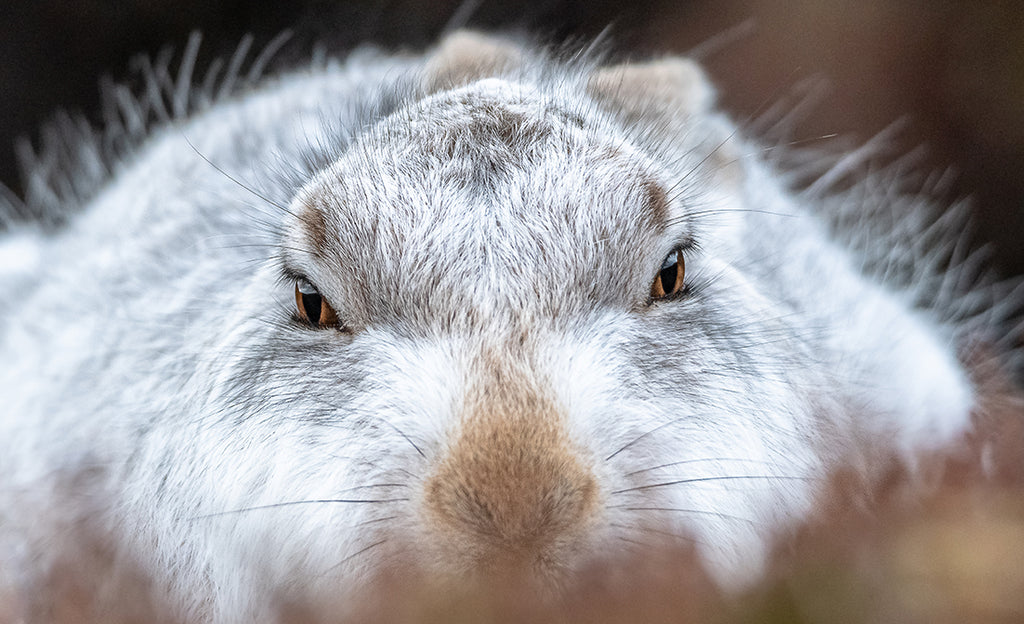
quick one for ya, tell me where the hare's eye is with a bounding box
[650,249,685,300]
[295,279,339,328]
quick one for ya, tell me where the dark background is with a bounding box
[1,0,1022,276]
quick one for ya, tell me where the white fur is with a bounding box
[0,33,997,621]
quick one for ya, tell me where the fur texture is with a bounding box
[0,31,1019,622]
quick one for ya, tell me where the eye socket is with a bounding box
[650,249,685,300]
[295,279,340,328]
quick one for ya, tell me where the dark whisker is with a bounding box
[608,506,755,525]
[341,483,410,491]
[605,417,688,462]
[184,135,292,214]
[191,497,407,520]
[624,457,774,478]
[611,475,814,495]
[669,206,801,226]
[381,421,427,459]
[354,515,398,528]
[615,535,658,549]
[609,522,702,542]
[617,532,705,549]
[328,539,389,572]
[677,130,742,191]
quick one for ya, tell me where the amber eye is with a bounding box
[295,279,340,328]
[650,249,685,300]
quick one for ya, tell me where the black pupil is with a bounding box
[301,291,322,325]
[659,258,678,294]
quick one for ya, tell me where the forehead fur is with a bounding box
[289,77,690,329]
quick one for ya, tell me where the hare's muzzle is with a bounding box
[422,361,600,575]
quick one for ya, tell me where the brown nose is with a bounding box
[423,380,599,572]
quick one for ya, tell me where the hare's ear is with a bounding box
[589,58,743,185]
[424,30,526,93]
[587,57,714,123]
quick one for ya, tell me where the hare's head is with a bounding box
[175,33,974,604]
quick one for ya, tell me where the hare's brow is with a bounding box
[296,198,329,254]
[641,178,670,226]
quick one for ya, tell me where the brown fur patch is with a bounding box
[298,199,328,252]
[425,101,554,169]
[423,357,599,574]
[287,541,720,624]
[642,178,671,226]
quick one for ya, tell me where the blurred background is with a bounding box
[1,0,1022,276]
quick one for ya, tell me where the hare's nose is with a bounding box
[422,377,599,572]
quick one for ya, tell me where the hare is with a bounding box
[0,31,1015,622]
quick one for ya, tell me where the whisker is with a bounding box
[675,130,742,193]
[380,420,427,459]
[624,457,774,478]
[191,497,408,520]
[183,135,292,214]
[354,515,398,528]
[611,475,814,495]
[325,539,389,575]
[604,417,689,462]
[617,531,705,550]
[608,506,755,525]
[672,206,801,223]
[609,522,701,542]
[615,535,659,550]
[342,483,409,491]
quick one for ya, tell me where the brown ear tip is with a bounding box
[650,56,714,111]
[424,30,525,93]
[437,29,504,51]
[588,56,715,118]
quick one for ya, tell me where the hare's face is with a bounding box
[198,78,830,589]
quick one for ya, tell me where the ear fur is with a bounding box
[423,30,525,94]
[589,57,742,186]
[587,57,714,123]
